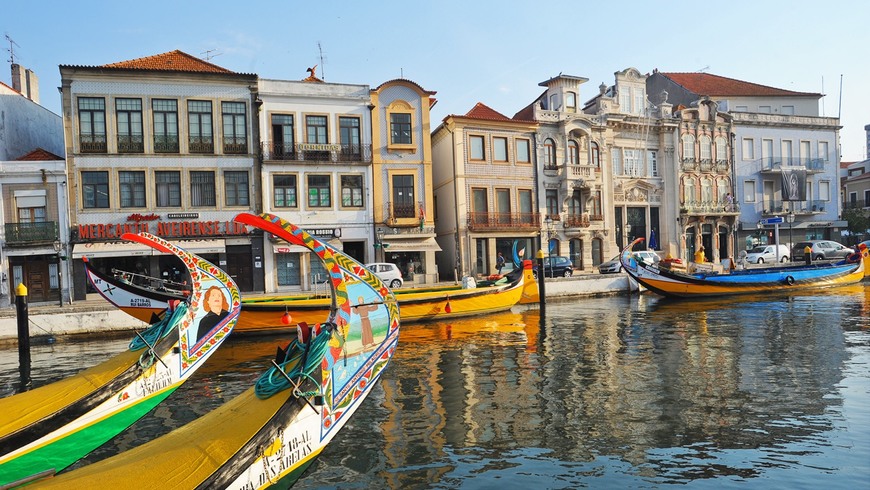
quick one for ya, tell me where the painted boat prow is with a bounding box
[0,233,240,487]
[39,213,399,489]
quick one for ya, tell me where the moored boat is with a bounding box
[620,238,865,299]
[37,213,399,488]
[85,251,534,333]
[0,232,240,488]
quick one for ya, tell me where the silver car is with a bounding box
[598,250,659,274]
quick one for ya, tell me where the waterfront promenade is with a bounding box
[0,273,634,345]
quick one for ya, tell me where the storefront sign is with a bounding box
[309,228,341,238]
[127,213,160,222]
[78,220,249,240]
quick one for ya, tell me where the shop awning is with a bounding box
[73,239,225,258]
[383,237,442,252]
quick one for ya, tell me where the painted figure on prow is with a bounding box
[354,296,379,348]
[197,286,229,340]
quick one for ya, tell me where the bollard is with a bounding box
[537,249,546,319]
[16,283,32,391]
[804,245,812,265]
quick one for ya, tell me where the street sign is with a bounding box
[762,217,784,225]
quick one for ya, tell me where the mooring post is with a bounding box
[537,249,546,319]
[16,283,31,391]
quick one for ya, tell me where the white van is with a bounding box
[744,244,790,264]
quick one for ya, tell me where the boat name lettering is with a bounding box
[136,369,173,397]
[78,220,249,240]
[256,430,312,486]
[130,298,152,307]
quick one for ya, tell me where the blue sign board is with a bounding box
[762,217,784,225]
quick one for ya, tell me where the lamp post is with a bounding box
[625,223,632,249]
[544,217,553,277]
[786,211,795,257]
[376,228,385,262]
[53,240,63,307]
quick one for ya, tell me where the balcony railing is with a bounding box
[761,200,827,215]
[844,199,869,210]
[154,135,179,153]
[189,136,214,154]
[467,212,541,231]
[384,200,422,226]
[223,137,248,155]
[759,157,827,172]
[563,214,591,228]
[4,221,59,245]
[117,134,144,153]
[682,200,741,214]
[80,134,107,153]
[261,142,372,163]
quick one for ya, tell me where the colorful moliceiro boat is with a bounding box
[39,213,400,489]
[0,233,240,488]
[620,238,866,299]
[84,250,534,333]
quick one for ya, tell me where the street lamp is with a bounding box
[625,223,632,249]
[544,217,554,277]
[53,240,63,307]
[786,211,795,255]
[376,228,386,262]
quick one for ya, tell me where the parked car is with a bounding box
[534,256,574,278]
[365,262,403,288]
[598,250,659,274]
[791,240,854,261]
[744,244,790,264]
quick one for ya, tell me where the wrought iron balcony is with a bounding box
[223,137,248,155]
[154,135,180,153]
[189,136,214,154]
[759,157,827,173]
[563,214,591,228]
[467,212,541,231]
[4,221,59,245]
[117,134,144,153]
[682,200,741,215]
[261,142,372,163]
[844,199,869,210]
[80,134,107,153]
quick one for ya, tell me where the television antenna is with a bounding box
[317,41,326,80]
[201,49,222,61]
[5,33,21,64]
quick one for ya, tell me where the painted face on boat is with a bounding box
[206,288,224,314]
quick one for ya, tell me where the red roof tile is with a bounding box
[100,50,234,73]
[661,72,820,97]
[463,102,512,121]
[16,148,64,161]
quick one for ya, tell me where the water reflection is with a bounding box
[1,285,868,488]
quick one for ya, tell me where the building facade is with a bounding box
[431,103,539,281]
[59,51,263,300]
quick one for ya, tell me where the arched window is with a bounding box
[700,135,712,161]
[717,179,728,204]
[569,190,582,215]
[681,134,695,161]
[702,178,713,203]
[567,140,579,165]
[570,238,583,269]
[544,139,556,168]
[684,177,696,206]
[715,136,727,161]
[590,141,600,168]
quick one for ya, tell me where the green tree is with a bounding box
[841,207,870,244]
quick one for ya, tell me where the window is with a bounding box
[519,189,533,224]
[271,114,295,158]
[681,134,695,161]
[496,188,510,224]
[782,105,795,115]
[470,135,485,160]
[569,190,582,215]
[472,188,487,224]
[543,139,556,168]
[702,178,713,203]
[17,205,46,223]
[782,140,793,165]
[306,115,328,143]
[307,174,331,208]
[546,189,558,217]
[188,101,213,153]
[516,139,530,163]
[341,175,363,207]
[699,135,712,161]
[820,181,830,201]
[743,180,756,202]
[684,178,696,205]
[567,140,578,165]
[390,113,412,145]
[566,92,577,112]
[590,141,600,168]
[273,175,297,208]
[78,97,106,152]
[222,102,247,153]
[276,253,301,286]
[116,98,143,153]
[550,94,559,110]
[612,147,622,175]
[82,171,109,208]
[190,171,216,207]
[624,149,642,177]
[742,138,754,160]
[591,190,602,216]
[156,171,181,207]
[715,137,727,161]
[633,89,645,115]
[339,116,361,158]
[153,99,179,153]
[819,141,830,162]
[759,106,772,113]
[619,89,631,113]
[224,171,249,206]
[119,171,145,208]
[647,150,658,177]
[392,174,415,217]
[493,137,508,162]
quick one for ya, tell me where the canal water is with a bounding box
[2,285,869,488]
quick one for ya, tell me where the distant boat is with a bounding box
[85,253,534,333]
[0,233,240,488]
[620,238,865,299]
[37,213,400,488]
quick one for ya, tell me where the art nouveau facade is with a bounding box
[60,51,262,299]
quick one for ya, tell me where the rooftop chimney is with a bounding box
[11,64,40,104]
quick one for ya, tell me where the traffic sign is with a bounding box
[762,216,784,225]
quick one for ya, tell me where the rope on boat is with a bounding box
[128,303,189,352]
[254,329,331,399]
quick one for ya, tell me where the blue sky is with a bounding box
[5,0,868,161]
